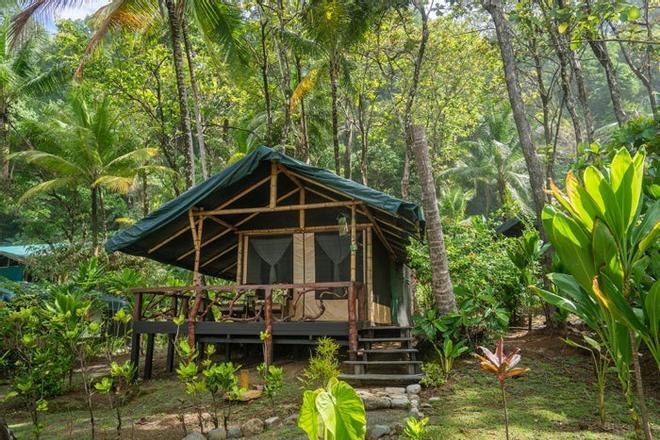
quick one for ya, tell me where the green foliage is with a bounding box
[299,337,341,389]
[257,362,284,406]
[534,148,657,432]
[419,362,445,388]
[298,378,366,440]
[403,416,430,440]
[94,360,138,435]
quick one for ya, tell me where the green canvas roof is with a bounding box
[105,146,424,278]
[0,244,51,263]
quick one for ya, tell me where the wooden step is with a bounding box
[338,373,423,382]
[358,348,418,354]
[358,337,412,343]
[343,360,421,365]
[359,325,410,332]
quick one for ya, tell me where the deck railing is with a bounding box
[130,282,366,364]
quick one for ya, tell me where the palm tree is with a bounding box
[11,89,169,250]
[300,0,378,176]
[11,0,245,188]
[0,16,64,185]
[445,106,531,212]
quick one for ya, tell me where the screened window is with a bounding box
[245,235,293,284]
[314,232,363,299]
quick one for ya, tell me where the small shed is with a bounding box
[0,244,50,281]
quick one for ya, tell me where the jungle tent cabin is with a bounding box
[106,146,425,382]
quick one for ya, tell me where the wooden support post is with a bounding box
[236,233,243,283]
[348,203,358,360]
[187,209,205,347]
[144,333,154,380]
[130,293,143,378]
[264,287,273,366]
[270,161,278,208]
[299,188,305,228]
[166,296,178,373]
[366,227,373,324]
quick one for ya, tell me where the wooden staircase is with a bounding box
[339,326,423,384]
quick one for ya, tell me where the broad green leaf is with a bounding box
[316,378,366,440]
[644,282,659,345]
[548,210,595,292]
[583,166,623,237]
[597,275,648,335]
[298,389,321,440]
[558,22,568,33]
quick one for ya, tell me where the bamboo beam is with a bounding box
[176,188,300,261]
[235,233,243,282]
[240,224,371,236]
[264,287,273,365]
[348,203,358,356]
[350,204,357,283]
[269,161,278,208]
[148,175,273,253]
[200,243,239,268]
[202,200,355,216]
[299,188,305,228]
[361,205,396,257]
[367,227,373,324]
[242,235,248,283]
[208,216,237,231]
[284,169,417,228]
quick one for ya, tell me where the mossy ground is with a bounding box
[2,329,658,439]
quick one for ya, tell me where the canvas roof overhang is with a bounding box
[105,147,424,279]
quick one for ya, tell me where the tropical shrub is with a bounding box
[202,357,243,430]
[94,360,138,437]
[476,338,529,440]
[299,337,341,389]
[419,362,445,388]
[298,378,366,440]
[257,362,284,407]
[403,416,430,440]
[535,148,658,438]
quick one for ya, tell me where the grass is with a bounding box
[2,331,658,439]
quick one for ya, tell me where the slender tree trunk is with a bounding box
[530,34,552,147]
[91,185,99,253]
[358,96,369,185]
[568,50,594,142]
[165,0,196,188]
[0,94,9,184]
[344,118,353,179]
[410,125,456,313]
[629,330,653,440]
[482,0,546,226]
[275,0,292,144]
[181,17,208,180]
[330,59,341,174]
[588,37,627,125]
[258,1,273,146]
[400,148,410,199]
[405,2,456,314]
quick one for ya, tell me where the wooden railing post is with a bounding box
[264,287,273,366]
[348,283,358,358]
[130,292,143,377]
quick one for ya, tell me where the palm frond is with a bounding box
[280,29,322,56]
[189,0,248,67]
[9,0,81,46]
[93,175,134,193]
[290,68,320,111]
[104,147,158,169]
[9,150,82,175]
[18,63,68,94]
[18,177,76,203]
[75,0,156,78]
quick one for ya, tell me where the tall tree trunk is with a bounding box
[90,185,99,253]
[165,0,196,188]
[358,95,369,185]
[400,148,410,199]
[0,94,10,184]
[330,59,341,174]
[484,0,560,329]
[181,17,208,180]
[530,33,552,147]
[344,118,353,179]
[588,37,627,126]
[410,125,456,314]
[258,1,273,146]
[406,2,456,314]
[482,0,546,224]
[275,0,293,144]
